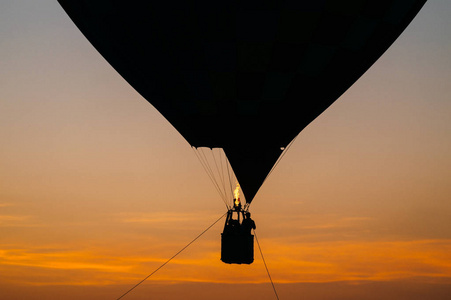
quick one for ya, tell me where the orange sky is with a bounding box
[1,1,450,299]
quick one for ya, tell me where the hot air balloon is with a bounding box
[57,0,427,264]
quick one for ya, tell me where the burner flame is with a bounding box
[233,182,240,206]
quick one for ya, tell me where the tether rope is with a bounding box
[116,212,227,300]
[254,230,280,300]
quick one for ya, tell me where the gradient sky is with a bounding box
[1,1,450,299]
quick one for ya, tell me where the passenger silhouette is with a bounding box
[241,212,256,234]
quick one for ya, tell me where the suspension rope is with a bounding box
[192,148,216,189]
[211,149,228,204]
[225,153,234,200]
[192,147,229,208]
[116,212,227,300]
[254,230,280,300]
[217,150,229,203]
[200,148,229,204]
[200,148,225,200]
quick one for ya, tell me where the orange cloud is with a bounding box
[117,211,211,225]
[253,239,451,283]
[0,214,39,227]
[2,239,450,287]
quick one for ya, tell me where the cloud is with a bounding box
[0,214,40,227]
[253,239,451,283]
[299,216,374,230]
[114,211,225,235]
[118,211,204,224]
[3,239,450,286]
[0,247,133,286]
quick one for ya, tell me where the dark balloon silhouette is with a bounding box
[58,0,427,202]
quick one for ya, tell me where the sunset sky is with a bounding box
[1,1,450,299]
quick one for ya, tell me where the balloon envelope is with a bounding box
[58,0,426,202]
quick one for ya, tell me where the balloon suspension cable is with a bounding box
[200,147,229,205]
[224,151,235,202]
[192,147,230,209]
[116,212,227,300]
[192,147,241,209]
[213,148,228,200]
[254,230,280,300]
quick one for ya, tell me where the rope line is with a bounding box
[211,149,228,205]
[192,148,215,189]
[192,147,229,208]
[254,230,280,300]
[200,148,228,204]
[216,148,235,205]
[192,147,242,209]
[116,212,227,300]
[225,153,234,200]
[200,148,225,201]
[215,150,225,198]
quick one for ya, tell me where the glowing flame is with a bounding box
[234,182,240,206]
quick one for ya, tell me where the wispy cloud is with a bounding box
[0,214,40,227]
[116,211,218,226]
[253,239,451,283]
[0,247,133,285]
[2,239,450,286]
[299,216,374,230]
